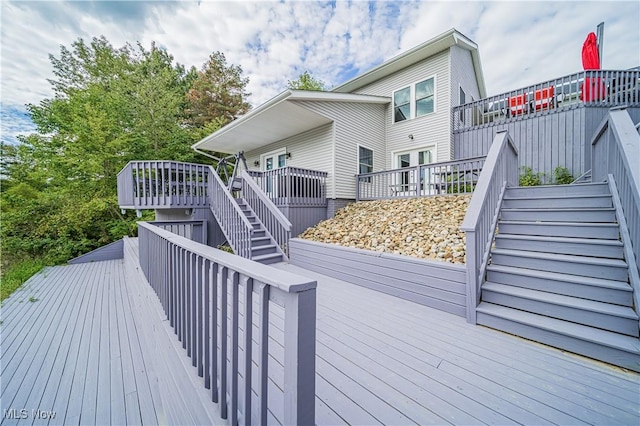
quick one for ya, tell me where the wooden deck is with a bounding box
[1,242,639,425]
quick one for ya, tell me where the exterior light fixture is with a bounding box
[408,134,414,140]
[254,160,260,167]
[285,152,292,159]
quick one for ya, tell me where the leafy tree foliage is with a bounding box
[185,52,251,128]
[1,37,250,272]
[287,71,326,91]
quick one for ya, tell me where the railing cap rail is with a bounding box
[460,130,516,232]
[249,166,328,177]
[139,221,315,293]
[356,155,487,178]
[117,160,211,177]
[241,170,293,230]
[452,68,640,112]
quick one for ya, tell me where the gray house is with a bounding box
[193,29,486,217]
[6,27,638,426]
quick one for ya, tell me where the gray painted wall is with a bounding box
[192,207,226,247]
[278,205,328,236]
[454,106,640,182]
[352,50,454,164]
[68,239,124,264]
[289,238,467,317]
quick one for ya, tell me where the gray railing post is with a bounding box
[283,289,316,426]
[355,175,360,202]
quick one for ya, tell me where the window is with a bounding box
[358,146,373,174]
[393,77,436,123]
[393,87,410,122]
[415,78,435,117]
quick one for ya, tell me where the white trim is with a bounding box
[391,74,437,125]
[260,148,287,171]
[391,144,437,167]
[356,143,375,175]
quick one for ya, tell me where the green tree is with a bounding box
[185,52,251,128]
[1,36,251,282]
[287,70,326,91]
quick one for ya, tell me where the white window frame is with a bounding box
[356,144,374,176]
[260,148,287,172]
[392,145,436,168]
[392,74,437,124]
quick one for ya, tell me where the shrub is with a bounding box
[553,167,574,185]
[519,167,545,186]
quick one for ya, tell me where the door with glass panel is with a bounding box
[262,151,286,197]
[395,147,434,195]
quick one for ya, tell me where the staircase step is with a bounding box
[500,208,616,223]
[251,236,272,247]
[486,265,634,306]
[251,244,278,257]
[252,252,284,265]
[476,303,640,372]
[505,183,609,197]
[498,221,620,239]
[252,229,266,238]
[502,195,612,209]
[494,234,624,258]
[482,282,639,336]
[490,248,628,281]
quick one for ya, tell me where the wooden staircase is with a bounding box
[234,198,285,265]
[476,182,640,371]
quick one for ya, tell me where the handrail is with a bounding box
[460,131,519,323]
[208,167,255,259]
[117,160,210,210]
[356,156,486,201]
[453,69,640,132]
[608,176,640,321]
[241,170,292,257]
[137,222,316,425]
[591,108,640,318]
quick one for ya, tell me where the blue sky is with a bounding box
[2,0,639,145]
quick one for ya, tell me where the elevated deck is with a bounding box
[1,240,638,425]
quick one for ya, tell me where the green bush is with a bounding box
[553,167,574,185]
[519,167,545,186]
[1,257,47,301]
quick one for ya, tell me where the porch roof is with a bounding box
[192,90,390,154]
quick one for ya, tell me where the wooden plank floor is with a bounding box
[272,263,640,426]
[2,240,639,425]
[0,258,224,426]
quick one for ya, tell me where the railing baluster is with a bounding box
[220,267,228,419]
[258,283,269,426]
[230,271,240,425]
[243,277,253,426]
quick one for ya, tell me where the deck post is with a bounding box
[283,288,316,426]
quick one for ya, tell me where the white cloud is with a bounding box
[1,0,639,144]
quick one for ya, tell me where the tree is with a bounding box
[2,36,250,272]
[185,52,251,128]
[287,71,326,91]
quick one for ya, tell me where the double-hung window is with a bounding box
[393,77,435,123]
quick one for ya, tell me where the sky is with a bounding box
[1,0,639,145]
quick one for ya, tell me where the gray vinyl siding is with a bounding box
[293,101,387,199]
[450,46,481,159]
[244,122,334,193]
[351,50,453,165]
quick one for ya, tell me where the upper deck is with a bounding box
[1,237,638,425]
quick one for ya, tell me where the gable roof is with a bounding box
[332,28,487,98]
[192,90,389,154]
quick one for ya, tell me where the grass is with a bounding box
[1,257,46,301]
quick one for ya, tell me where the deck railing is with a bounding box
[208,168,255,259]
[461,131,519,323]
[591,108,640,318]
[117,161,210,209]
[149,220,208,245]
[247,167,327,207]
[241,170,292,257]
[453,69,640,132]
[355,156,486,201]
[138,222,317,425]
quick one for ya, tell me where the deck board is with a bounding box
[1,240,638,425]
